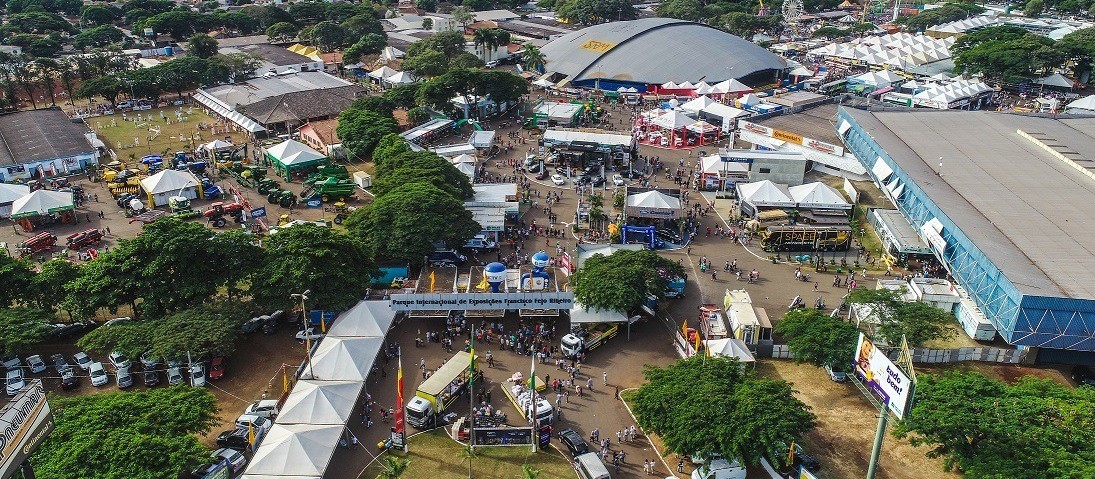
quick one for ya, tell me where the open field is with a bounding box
[89,106,249,160]
[358,429,574,479]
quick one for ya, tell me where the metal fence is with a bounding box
[769,344,1022,364]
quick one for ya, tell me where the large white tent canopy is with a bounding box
[303,336,384,381]
[789,182,851,209]
[1065,95,1095,114]
[368,66,398,81]
[0,183,30,204]
[10,189,74,218]
[626,190,682,219]
[704,338,756,364]
[139,169,200,195]
[326,300,396,338]
[570,303,629,323]
[736,180,794,208]
[276,380,363,425]
[243,424,344,476]
[266,139,326,166]
[652,110,697,130]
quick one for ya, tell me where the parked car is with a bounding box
[558,428,589,457]
[245,399,280,419]
[140,352,159,370]
[1071,365,1095,387]
[295,328,326,344]
[167,358,184,369]
[6,370,25,396]
[215,429,251,451]
[109,352,131,370]
[528,162,542,173]
[51,354,69,373]
[190,363,207,387]
[462,235,498,252]
[824,364,848,383]
[429,249,467,266]
[89,362,109,387]
[73,352,93,371]
[551,174,566,185]
[60,367,78,390]
[589,175,606,187]
[26,355,46,374]
[143,370,160,387]
[117,367,134,389]
[535,170,547,180]
[242,316,265,334]
[235,414,272,437]
[261,315,281,335]
[167,366,184,386]
[102,317,132,327]
[209,356,225,380]
[612,174,625,186]
[211,447,248,474]
[2,357,22,371]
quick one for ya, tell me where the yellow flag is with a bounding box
[430,271,436,292]
[788,441,795,466]
[248,420,255,446]
[694,330,701,355]
[282,366,289,393]
[681,320,688,338]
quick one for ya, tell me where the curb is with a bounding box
[617,387,683,479]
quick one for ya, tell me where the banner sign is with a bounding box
[0,380,54,479]
[772,129,803,144]
[473,427,532,446]
[853,333,913,419]
[558,252,573,276]
[390,292,575,311]
[739,121,772,137]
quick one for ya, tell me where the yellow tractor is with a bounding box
[332,202,351,224]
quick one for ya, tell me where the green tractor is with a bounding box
[304,164,349,184]
[301,177,356,202]
[257,178,281,195]
[266,189,297,208]
[168,196,202,220]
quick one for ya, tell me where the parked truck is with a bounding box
[405,351,480,429]
[66,229,103,250]
[664,276,687,298]
[560,323,619,358]
[698,304,728,340]
[760,225,852,252]
[501,376,553,428]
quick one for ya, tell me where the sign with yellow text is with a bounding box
[772,129,804,145]
[579,39,615,53]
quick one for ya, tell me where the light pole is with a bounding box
[290,289,313,378]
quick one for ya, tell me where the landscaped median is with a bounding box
[358,429,576,479]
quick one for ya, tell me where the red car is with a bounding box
[209,357,225,380]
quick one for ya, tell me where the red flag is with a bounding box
[395,351,406,450]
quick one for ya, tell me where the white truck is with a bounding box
[561,323,619,358]
[691,458,747,479]
[501,378,553,428]
[405,351,479,429]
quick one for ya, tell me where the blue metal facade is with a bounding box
[838,108,1095,353]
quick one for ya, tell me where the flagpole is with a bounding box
[530,353,537,453]
[468,331,475,479]
[397,348,407,453]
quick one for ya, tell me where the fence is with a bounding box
[769,344,1022,364]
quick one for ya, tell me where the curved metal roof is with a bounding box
[540,18,787,84]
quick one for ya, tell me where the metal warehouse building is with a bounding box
[838,107,1095,363]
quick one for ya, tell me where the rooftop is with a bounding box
[202,72,355,109]
[845,108,1095,299]
[221,43,313,67]
[756,103,842,146]
[238,85,364,125]
[0,109,94,167]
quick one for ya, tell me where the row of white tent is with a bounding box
[0,186,74,218]
[737,180,851,210]
[911,79,993,109]
[809,33,954,68]
[240,300,396,479]
[367,66,418,86]
[660,79,753,96]
[928,14,1093,41]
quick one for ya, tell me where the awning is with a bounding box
[569,303,630,323]
[837,119,852,137]
[243,424,343,476]
[871,157,893,181]
[920,217,947,253]
[192,90,266,133]
[326,300,395,338]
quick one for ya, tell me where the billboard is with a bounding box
[390,292,574,311]
[0,380,54,479]
[853,333,913,419]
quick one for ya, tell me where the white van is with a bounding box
[574,452,610,479]
[691,458,746,479]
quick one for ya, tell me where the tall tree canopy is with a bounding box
[846,287,956,347]
[894,371,1095,479]
[371,150,475,200]
[77,301,248,360]
[775,308,859,369]
[570,249,686,313]
[30,387,219,479]
[252,224,375,311]
[555,0,637,24]
[631,356,816,467]
[0,307,54,357]
[336,107,400,160]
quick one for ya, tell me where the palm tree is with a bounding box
[378,456,409,479]
[521,43,547,73]
[519,464,541,479]
[473,28,498,63]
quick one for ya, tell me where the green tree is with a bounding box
[345,182,481,267]
[187,33,219,58]
[894,371,1095,478]
[1024,0,1044,17]
[775,308,859,369]
[570,249,686,313]
[219,11,261,34]
[402,48,450,78]
[371,151,475,200]
[0,253,33,307]
[146,302,245,360]
[74,25,127,51]
[383,84,421,110]
[81,5,120,26]
[1,11,76,35]
[846,288,956,347]
[520,42,546,72]
[656,0,705,21]
[336,107,400,160]
[341,13,385,39]
[30,387,219,479]
[450,6,476,29]
[28,259,80,311]
[372,133,413,167]
[631,356,816,467]
[302,20,347,52]
[379,457,409,479]
[1056,27,1095,80]
[0,307,53,356]
[252,225,375,311]
[139,10,214,40]
[266,21,300,42]
[556,0,636,25]
[240,4,295,30]
[417,0,437,12]
[352,95,396,117]
[343,33,387,64]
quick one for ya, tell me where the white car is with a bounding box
[26,355,46,374]
[109,352,131,370]
[551,174,566,185]
[245,399,280,419]
[295,328,326,344]
[73,352,93,370]
[190,363,207,387]
[2,357,22,371]
[89,362,109,387]
[5,370,25,396]
[102,317,132,327]
[167,366,184,386]
[211,447,248,474]
[235,414,272,437]
[612,174,625,186]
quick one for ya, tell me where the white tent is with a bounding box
[243,424,344,477]
[789,182,851,210]
[200,139,233,151]
[327,300,396,338]
[1036,73,1074,89]
[10,189,74,218]
[660,81,678,89]
[140,169,201,206]
[680,96,717,114]
[532,78,553,88]
[0,183,30,218]
[625,190,681,219]
[736,180,794,208]
[652,110,696,130]
[704,338,756,364]
[455,161,476,179]
[451,153,476,164]
[266,139,326,167]
[381,46,404,61]
[1065,95,1095,114]
[386,71,417,85]
[368,66,398,81]
[569,303,629,323]
[276,380,364,425]
[303,336,384,381]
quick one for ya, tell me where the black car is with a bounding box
[528,162,542,173]
[51,322,95,339]
[59,367,79,390]
[143,370,160,387]
[558,429,589,457]
[1071,365,1095,387]
[622,169,645,179]
[216,429,251,451]
[262,316,280,335]
[589,175,606,187]
[429,249,467,266]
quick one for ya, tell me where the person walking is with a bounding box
[614,386,620,400]
[677,459,685,473]
[602,371,608,386]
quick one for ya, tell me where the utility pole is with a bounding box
[291,290,313,378]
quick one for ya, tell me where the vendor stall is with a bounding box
[265,139,327,181]
[0,183,30,218]
[139,169,203,207]
[10,189,76,231]
[736,180,794,217]
[625,189,682,220]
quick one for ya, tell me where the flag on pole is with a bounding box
[320,313,327,333]
[247,420,255,447]
[469,334,476,374]
[282,365,289,393]
[430,270,436,292]
[394,350,407,452]
[694,330,701,356]
[788,440,796,466]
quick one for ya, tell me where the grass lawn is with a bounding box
[359,429,575,479]
[89,106,249,160]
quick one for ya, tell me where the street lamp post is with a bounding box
[290,290,313,378]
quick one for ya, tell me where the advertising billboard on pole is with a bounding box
[0,380,54,479]
[853,333,913,419]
